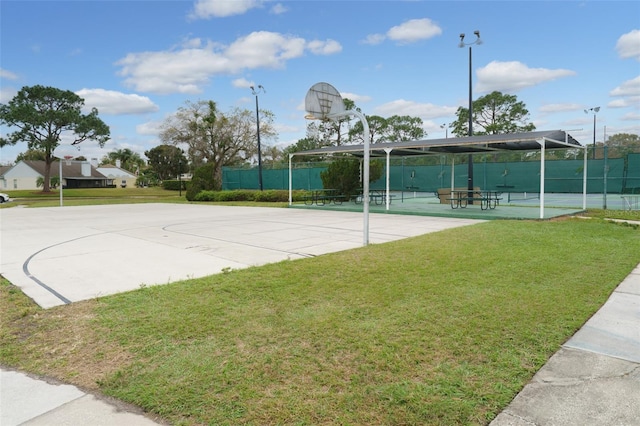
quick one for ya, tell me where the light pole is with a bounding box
[440,123,448,139]
[584,106,600,160]
[603,126,608,209]
[250,85,266,191]
[459,30,482,202]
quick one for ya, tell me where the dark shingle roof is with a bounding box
[23,160,108,179]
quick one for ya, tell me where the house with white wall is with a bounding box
[96,164,137,188]
[0,160,111,190]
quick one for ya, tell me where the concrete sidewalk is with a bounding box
[491,264,640,425]
[0,368,164,425]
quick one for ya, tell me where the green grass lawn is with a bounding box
[0,187,186,208]
[2,216,639,425]
[0,188,293,208]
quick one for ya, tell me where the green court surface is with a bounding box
[290,192,630,220]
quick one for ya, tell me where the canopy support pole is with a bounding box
[539,139,546,219]
[450,156,455,191]
[583,147,588,210]
[288,154,293,206]
[385,148,392,210]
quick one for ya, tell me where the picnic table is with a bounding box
[303,189,345,206]
[448,189,502,210]
[621,194,639,211]
[354,189,396,205]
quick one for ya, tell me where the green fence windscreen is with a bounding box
[222,154,640,194]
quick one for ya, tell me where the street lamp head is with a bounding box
[251,85,266,95]
[594,106,600,113]
[459,31,482,47]
[473,30,482,45]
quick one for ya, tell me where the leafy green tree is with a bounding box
[145,145,188,181]
[135,168,159,187]
[16,149,47,162]
[383,115,426,141]
[451,91,535,137]
[348,115,388,144]
[160,100,276,190]
[283,137,329,163]
[101,148,145,173]
[305,98,356,147]
[262,145,283,165]
[349,114,425,144]
[186,163,216,201]
[607,133,640,158]
[36,176,60,189]
[0,85,110,192]
[320,157,384,199]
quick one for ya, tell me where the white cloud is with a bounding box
[270,3,288,15]
[232,78,253,88]
[340,92,372,104]
[116,33,341,94]
[307,39,342,55]
[136,120,164,136]
[620,111,640,122]
[539,103,582,113]
[609,75,640,97]
[476,61,576,93]
[189,0,262,19]
[225,31,306,66]
[0,86,17,104]
[76,88,159,115]
[361,33,386,46]
[363,18,441,45]
[608,96,640,108]
[374,99,457,120]
[387,18,442,44]
[1,68,19,80]
[616,29,640,61]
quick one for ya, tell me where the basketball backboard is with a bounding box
[53,144,82,160]
[304,82,346,121]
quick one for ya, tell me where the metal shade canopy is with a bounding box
[288,130,587,220]
[291,130,582,158]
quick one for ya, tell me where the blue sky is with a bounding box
[1,0,639,164]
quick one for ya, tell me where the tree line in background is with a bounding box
[2,84,639,194]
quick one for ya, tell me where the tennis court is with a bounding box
[290,191,625,220]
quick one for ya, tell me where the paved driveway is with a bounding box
[1,204,483,308]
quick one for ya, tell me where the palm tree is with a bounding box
[101,148,145,173]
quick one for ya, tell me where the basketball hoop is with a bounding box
[304,82,346,121]
[64,155,73,166]
[302,82,371,246]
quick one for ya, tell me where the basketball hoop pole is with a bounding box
[59,159,63,207]
[327,109,370,246]
[304,82,370,246]
[53,146,79,207]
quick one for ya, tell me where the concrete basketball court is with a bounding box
[1,204,483,308]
